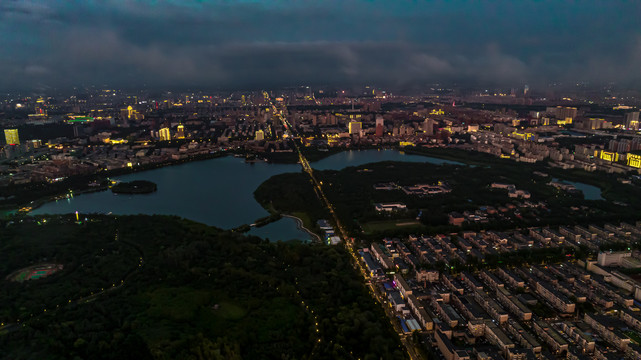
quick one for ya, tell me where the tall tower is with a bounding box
[159,127,171,141]
[625,112,640,131]
[176,124,185,139]
[423,118,434,136]
[348,121,362,135]
[4,129,19,145]
[255,130,265,141]
[375,115,384,137]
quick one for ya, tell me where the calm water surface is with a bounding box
[32,150,462,241]
[552,178,604,200]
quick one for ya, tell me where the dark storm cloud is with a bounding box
[0,0,639,91]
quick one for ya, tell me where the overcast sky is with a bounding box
[1,0,639,91]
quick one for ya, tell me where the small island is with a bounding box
[111,180,157,194]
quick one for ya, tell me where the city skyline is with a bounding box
[1,1,640,91]
[4,2,641,359]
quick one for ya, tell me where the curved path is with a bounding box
[0,229,145,334]
[282,214,322,243]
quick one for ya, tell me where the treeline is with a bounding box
[294,158,640,238]
[405,146,641,206]
[425,245,591,274]
[0,215,405,360]
[254,172,330,230]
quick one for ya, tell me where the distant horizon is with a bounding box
[1,81,640,98]
[1,1,639,92]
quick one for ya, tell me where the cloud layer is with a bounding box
[0,0,639,91]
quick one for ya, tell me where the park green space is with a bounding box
[255,149,641,239]
[359,219,425,234]
[0,215,405,360]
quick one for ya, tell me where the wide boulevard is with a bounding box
[271,98,425,360]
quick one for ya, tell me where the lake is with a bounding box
[31,149,463,242]
[552,178,604,200]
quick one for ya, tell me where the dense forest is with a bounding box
[255,156,641,239]
[0,215,405,359]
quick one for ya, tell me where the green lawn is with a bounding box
[361,219,425,234]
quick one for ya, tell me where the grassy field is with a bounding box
[361,219,425,234]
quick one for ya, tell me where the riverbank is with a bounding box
[11,146,460,216]
[235,213,320,243]
[282,214,321,243]
[3,184,110,217]
[1,151,228,215]
[29,149,482,239]
[399,146,494,166]
[262,146,385,164]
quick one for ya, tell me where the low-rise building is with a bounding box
[535,281,575,314]
[374,202,407,212]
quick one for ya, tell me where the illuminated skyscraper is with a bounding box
[176,124,185,139]
[348,121,362,135]
[628,154,641,168]
[255,130,265,141]
[4,129,19,145]
[159,127,171,141]
[551,106,577,121]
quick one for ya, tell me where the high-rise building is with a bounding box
[628,154,641,168]
[4,129,19,145]
[159,127,171,141]
[176,124,185,139]
[29,139,42,149]
[375,115,384,137]
[625,112,639,131]
[584,118,606,130]
[423,118,435,136]
[348,121,362,135]
[399,124,413,135]
[255,130,265,141]
[557,107,577,121]
[610,139,632,153]
[548,106,577,121]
